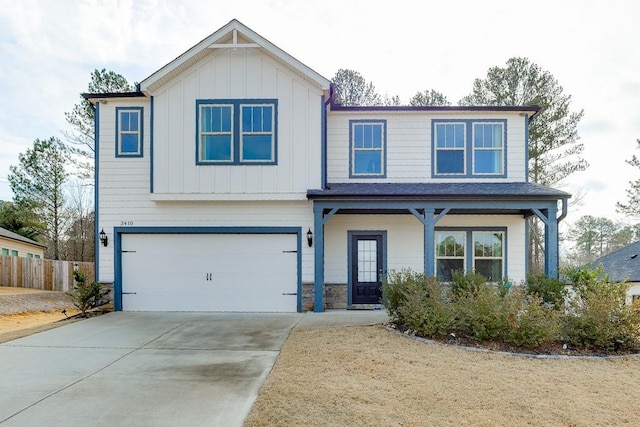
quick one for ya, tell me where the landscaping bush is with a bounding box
[526,273,567,309]
[561,266,640,350]
[502,287,560,349]
[452,283,506,341]
[67,270,110,316]
[450,269,486,301]
[383,269,454,338]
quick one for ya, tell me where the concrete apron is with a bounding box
[0,310,388,427]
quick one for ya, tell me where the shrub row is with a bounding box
[383,266,640,351]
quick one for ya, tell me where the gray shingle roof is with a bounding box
[0,227,45,248]
[591,241,640,282]
[307,182,570,199]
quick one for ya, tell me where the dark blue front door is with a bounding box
[351,234,383,304]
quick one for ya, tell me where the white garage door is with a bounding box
[120,233,298,312]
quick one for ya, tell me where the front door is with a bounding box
[351,234,384,304]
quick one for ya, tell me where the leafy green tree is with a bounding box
[0,200,44,241]
[8,137,70,259]
[409,89,451,106]
[460,57,587,274]
[332,69,382,106]
[64,69,134,180]
[617,139,640,217]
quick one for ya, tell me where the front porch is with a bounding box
[307,182,570,312]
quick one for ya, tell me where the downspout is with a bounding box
[321,83,334,189]
[557,197,568,223]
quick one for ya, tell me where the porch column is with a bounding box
[313,204,325,312]
[424,207,435,277]
[545,204,559,278]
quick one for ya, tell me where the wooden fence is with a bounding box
[0,256,94,292]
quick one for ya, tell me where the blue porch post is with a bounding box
[545,205,559,278]
[313,204,325,312]
[424,208,435,277]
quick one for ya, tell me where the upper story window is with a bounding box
[436,228,506,283]
[350,120,386,178]
[433,119,506,177]
[115,107,143,157]
[196,99,277,165]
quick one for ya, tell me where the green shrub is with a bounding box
[67,270,110,316]
[453,284,505,341]
[383,268,427,322]
[502,287,560,348]
[561,265,640,350]
[383,269,454,338]
[450,270,486,301]
[526,274,567,309]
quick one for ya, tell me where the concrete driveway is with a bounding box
[0,310,387,426]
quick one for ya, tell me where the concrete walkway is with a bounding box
[0,310,388,426]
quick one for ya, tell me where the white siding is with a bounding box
[97,200,314,284]
[327,111,527,183]
[150,48,322,199]
[324,215,425,283]
[323,214,526,284]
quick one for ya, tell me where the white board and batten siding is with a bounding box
[326,111,527,184]
[151,47,323,200]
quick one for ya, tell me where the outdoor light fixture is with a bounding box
[307,228,313,247]
[99,229,108,247]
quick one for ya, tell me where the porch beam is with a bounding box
[313,205,325,312]
[434,207,450,224]
[409,208,426,225]
[531,208,549,225]
[424,208,435,277]
[322,207,339,224]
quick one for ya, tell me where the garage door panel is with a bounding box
[121,233,298,312]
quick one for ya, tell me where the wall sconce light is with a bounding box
[306,228,313,247]
[99,229,108,247]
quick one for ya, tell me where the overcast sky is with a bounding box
[0,0,639,231]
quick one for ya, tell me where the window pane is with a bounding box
[201,107,212,132]
[1,248,8,256]
[12,250,19,256]
[121,111,138,132]
[475,150,502,174]
[370,125,382,148]
[354,125,364,148]
[437,232,465,256]
[475,232,503,257]
[201,135,232,161]
[221,106,232,132]
[354,151,382,174]
[357,240,377,282]
[437,259,464,282]
[436,150,464,174]
[475,259,502,282]
[243,135,272,160]
[121,134,139,153]
[262,106,272,132]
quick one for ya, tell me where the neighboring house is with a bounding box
[0,227,45,259]
[591,241,640,304]
[84,19,570,313]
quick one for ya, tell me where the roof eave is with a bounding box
[328,104,540,117]
[82,91,147,104]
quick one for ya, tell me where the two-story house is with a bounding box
[85,19,569,313]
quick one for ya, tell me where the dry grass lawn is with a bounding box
[245,325,640,427]
[0,310,82,344]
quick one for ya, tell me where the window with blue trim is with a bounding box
[433,120,506,177]
[116,107,143,157]
[436,229,505,282]
[434,123,465,174]
[197,99,277,164]
[350,120,386,177]
[473,123,504,174]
